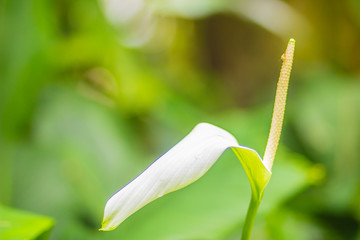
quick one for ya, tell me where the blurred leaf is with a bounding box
[12,85,148,239]
[0,0,57,204]
[266,208,325,240]
[0,0,56,138]
[0,205,54,240]
[148,0,310,41]
[289,69,360,212]
[152,0,229,18]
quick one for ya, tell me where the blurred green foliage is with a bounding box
[1,0,360,239]
[0,204,54,240]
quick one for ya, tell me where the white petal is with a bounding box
[101,122,258,231]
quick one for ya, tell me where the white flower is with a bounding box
[100,122,268,231]
[100,38,295,232]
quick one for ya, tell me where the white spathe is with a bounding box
[100,122,264,231]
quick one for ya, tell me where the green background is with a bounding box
[1,0,359,239]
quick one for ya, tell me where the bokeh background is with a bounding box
[1,0,360,239]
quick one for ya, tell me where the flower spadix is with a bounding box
[100,123,270,231]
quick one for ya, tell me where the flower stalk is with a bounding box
[241,196,261,240]
[241,38,295,240]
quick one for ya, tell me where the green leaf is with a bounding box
[232,147,271,201]
[0,205,54,240]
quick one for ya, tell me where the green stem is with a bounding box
[241,196,261,240]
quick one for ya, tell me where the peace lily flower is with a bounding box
[100,123,269,230]
[100,39,295,239]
